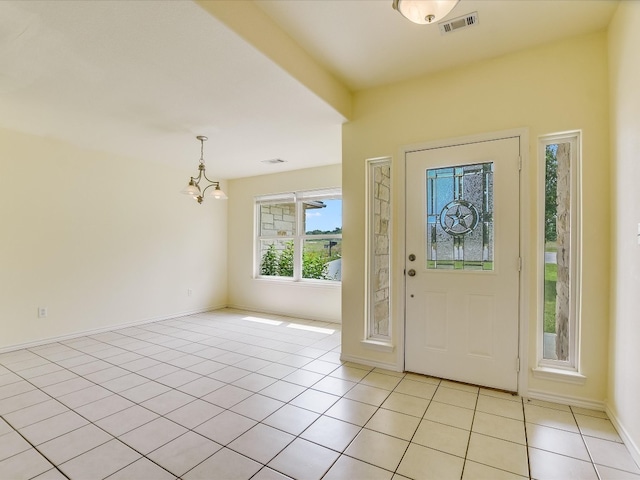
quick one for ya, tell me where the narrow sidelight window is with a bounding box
[539,132,581,369]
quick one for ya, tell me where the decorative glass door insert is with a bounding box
[426,162,494,270]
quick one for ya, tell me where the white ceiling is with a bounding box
[0,0,618,179]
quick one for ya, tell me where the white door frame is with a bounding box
[395,128,530,395]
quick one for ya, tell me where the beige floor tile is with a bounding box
[260,380,307,402]
[525,398,571,411]
[39,424,113,464]
[476,394,524,420]
[424,401,475,430]
[311,376,356,396]
[529,446,598,480]
[584,436,640,474]
[32,467,69,479]
[325,398,378,426]
[412,419,470,457]
[345,428,409,471]
[324,455,393,480]
[263,404,319,435]
[194,410,257,445]
[0,431,31,461]
[361,372,402,390]
[140,389,195,415]
[231,394,285,421]
[258,363,298,380]
[575,414,623,442]
[394,378,438,399]
[118,381,170,403]
[466,432,529,477]
[165,399,223,429]
[440,380,480,394]
[329,365,371,382]
[403,373,441,385]
[462,460,528,479]
[524,403,579,433]
[381,392,430,418]
[472,411,526,444]
[176,376,225,397]
[228,424,294,464]
[365,408,421,441]
[201,384,253,409]
[119,417,187,455]
[0,390,51,415]
[0,447,55,480]
[596,465,640,480]
[148,431,221,476]
[345,383,390,406]
[302,359,340,375]
[58,384,113,409]
[268,438,340,480]
[397,443,464,480]
[433,386,478,409]
[106,457,176,479]
[233,372,277,392]
[479,388,521,402]
[252,466,295,480]
[290,389,340,413]
[526,422,590,461]
[3,399,68,429]
[282,369,325,387]
[60,440,140,479]
[571,406,608,419]
[95,405,159,437]
[300,415,361,452]
[185,447,262,480]
[19,411,88,446]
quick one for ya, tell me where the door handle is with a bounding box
[407,269,416,277]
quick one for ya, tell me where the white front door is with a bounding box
[405,137,521,391]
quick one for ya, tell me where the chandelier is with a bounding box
[181,135,227,203]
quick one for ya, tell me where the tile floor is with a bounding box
[0,309,638,480]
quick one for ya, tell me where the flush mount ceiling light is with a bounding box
[392,0,460,24]
[180,135,227,204]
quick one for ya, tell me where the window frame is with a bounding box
[535,130,583,380]
[255,188,342,283]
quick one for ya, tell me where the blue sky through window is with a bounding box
[305,199,342,233]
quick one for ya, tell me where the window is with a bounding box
[538,131,581,374]
[366,158,392,343]
[256,189,342,282]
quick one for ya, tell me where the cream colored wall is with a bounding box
[0,128,228,349]
[227,164,342,323]
[343,32,610,401]
[607,1,640,461]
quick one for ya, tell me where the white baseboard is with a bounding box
[605,403,640,468]
[226,303,341,325]
[526,388,605,411]
[340,353,402,372]
[0,305,226,354]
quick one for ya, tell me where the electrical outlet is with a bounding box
[38,307,48,318]
[187,289,193,297]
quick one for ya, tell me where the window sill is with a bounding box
[361,339,395,353]
[532,366,586,385]
[254,277,341,288]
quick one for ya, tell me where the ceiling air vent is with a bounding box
[261,158,286,164]
[439,12,478,35]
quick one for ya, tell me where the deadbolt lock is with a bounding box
[408,254,416,261]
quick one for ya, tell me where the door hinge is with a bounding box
[518,257,522,272]
[518,156,522,171]
[516,357,521,373]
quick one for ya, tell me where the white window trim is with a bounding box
[255,188,342,283]
[535,130,583,381]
